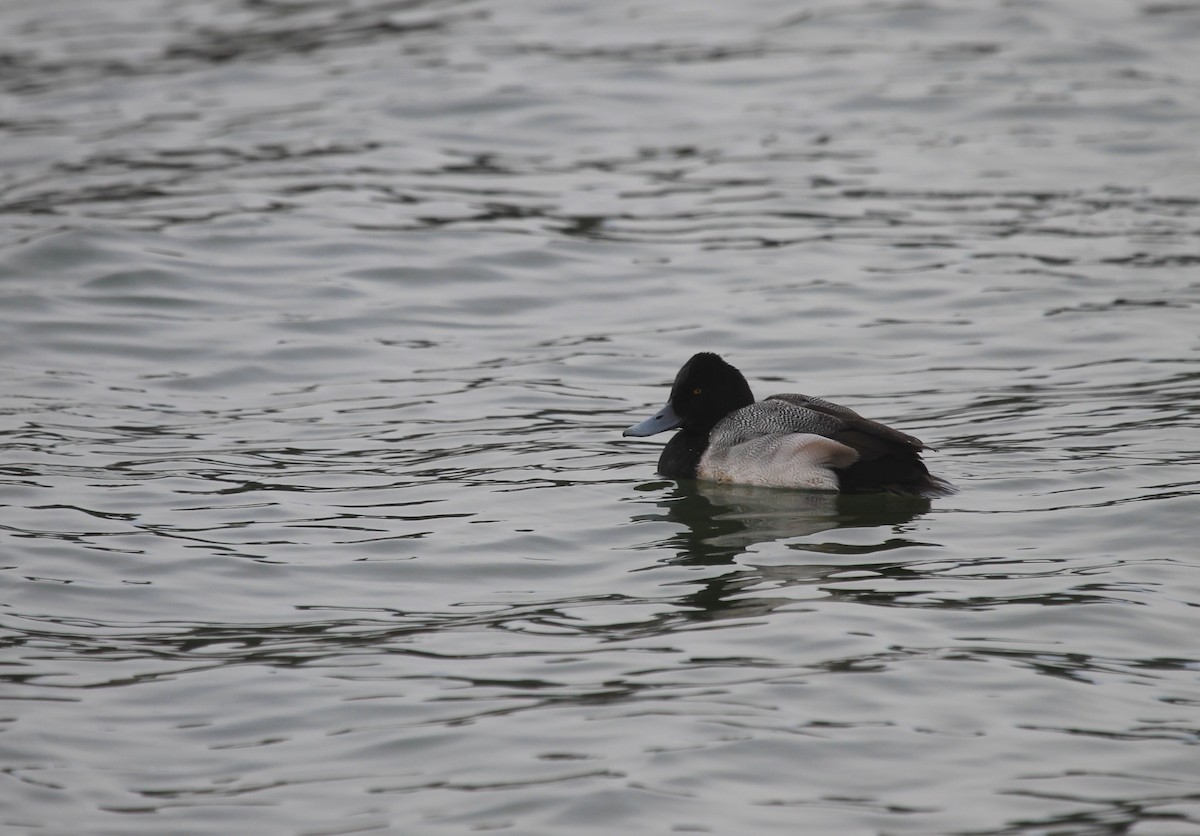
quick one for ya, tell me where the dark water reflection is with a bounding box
[643,481,933,564]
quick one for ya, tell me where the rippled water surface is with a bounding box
[3,1,1200,834]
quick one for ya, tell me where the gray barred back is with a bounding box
[710,397,845,448]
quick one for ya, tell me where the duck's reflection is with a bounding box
[640,481,931,566]
[625,482,937,628]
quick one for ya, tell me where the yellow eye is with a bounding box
[692,387,702,395]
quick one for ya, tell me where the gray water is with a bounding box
[2,1,1199,834]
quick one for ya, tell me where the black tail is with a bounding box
[837,452,955,498]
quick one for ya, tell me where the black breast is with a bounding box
[657,429,708,479]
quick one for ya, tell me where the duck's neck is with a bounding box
[658,428,709,479]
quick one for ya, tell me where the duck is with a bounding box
[623,352,952,496]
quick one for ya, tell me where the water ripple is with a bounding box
[4,0,1200,833]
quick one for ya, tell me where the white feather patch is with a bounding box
[697,433,860,491]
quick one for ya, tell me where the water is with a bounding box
[2,0,1199,834]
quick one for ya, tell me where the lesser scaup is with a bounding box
[624,352,953,496]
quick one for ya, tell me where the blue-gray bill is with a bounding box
[623,403,683,437]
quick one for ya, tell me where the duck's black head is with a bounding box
[666,352,755,432]
[624,352,755,438]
